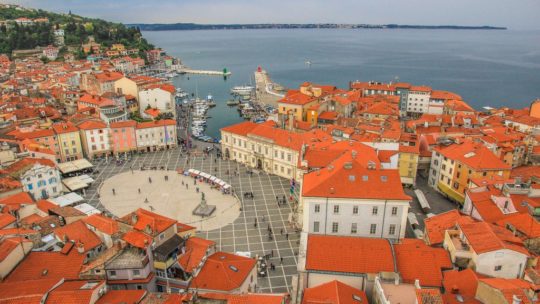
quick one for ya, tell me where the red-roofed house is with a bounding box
[138,84,176,119]
[52,122,84,162]
[77,120,111,159]
[4,248,85,283]
[301,150,410,240]
[476,278,536,304]
[0,237,33,280]
[83,214,120,248]
[300,235,396,293]
[135,120,177,152]
[81,71,125,95]
[443,221,530,279]
[2,158,61,200]
[442,269,481,304]
[302,280,368,304]
[54,220,104,258]
[190,252,257,294]
[110,120,137,156]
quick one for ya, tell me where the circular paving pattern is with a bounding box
[99,170,240,231]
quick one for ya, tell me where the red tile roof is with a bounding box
[435,141,511,171]
[82,214,119,235]
[46,280,105,304]
[302,280,368,304]
[479,278,535,304]
[459,221,529,255]
[4,249,85,283]
[77,120,108,130]
[54,220,103,252]
[495,213,540,239]
[302,151,410,200]
[424,210,475,245]
[3,158,56,177]
[394,239,452,287]
[0,192,34,213]
[191,252,256,291]
[442,269,481,304]
[178,237,216,273]
[122,230,153,249]
[96,290,147,304]
[120,208,176,236]
[136,119,176,129]
[305,235,395,274]
[52,122,79,134]
[0,278,59,303]
[0,213,16,229]
[110,120,137,128]
[278,90,315,106]
[0,237,31,262]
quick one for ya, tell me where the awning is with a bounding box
[223,184,231,189]
[58,158,93,174]
[62,175,93,192]
[49,192,85,207]
[74,203,101,215]
[210,176,217,182]
[188,169,195,174]
[192,170,200,175]
[217,180,226,186]
[200,172,211,179]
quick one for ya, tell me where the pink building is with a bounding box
[110,120,137,155]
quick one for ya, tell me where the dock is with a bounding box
[178,68,232,76]
[254,69,285,107]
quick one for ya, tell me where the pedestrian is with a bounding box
[149,177,152,183]
[144,198,149,203]
[196,187,199,193]
[186,184,188,189]
[138,188,141,194]
[280,228,283,235]
[286,233,289,240]
[282,195,286,203]
[267,224,270,232]
[182,181,184,185]
[276,196,279,203]
[262,215,265,222]
[194,180,196,185]
[271,249,274,257]
[112,188,115,195]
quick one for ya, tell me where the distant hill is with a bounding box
[0,4,154,56]
[129,23,507,31]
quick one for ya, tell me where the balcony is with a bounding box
[445,230,473,264]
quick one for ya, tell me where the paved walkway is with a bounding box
[83,147,299,293]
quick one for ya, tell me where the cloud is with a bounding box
[2,0,539,29]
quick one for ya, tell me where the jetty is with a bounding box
[254,67,285,107]
[178,67,232,76]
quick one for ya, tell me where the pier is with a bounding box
[254,68,285,107]
[178,67,232,76]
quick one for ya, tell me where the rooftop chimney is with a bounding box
[131,214,138,224]
[329,187,335,194]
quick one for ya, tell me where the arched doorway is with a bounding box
[257,159,263,170]
[225,148,230,159]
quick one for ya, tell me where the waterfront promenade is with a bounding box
[255,69,285,107]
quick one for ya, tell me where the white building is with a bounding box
[406,86,431,114]
[77,120,111,159]
[300,151,410,241]
[4,158,61,200]
[443,221,530,279]
[138,84,176,118]
[135,120,177,152]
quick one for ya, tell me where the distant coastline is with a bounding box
[129,23,507,31]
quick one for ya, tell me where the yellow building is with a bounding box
[52,122,84,162]
[398,145,420,186]
[277,82,336,122]
[429,141,511,204]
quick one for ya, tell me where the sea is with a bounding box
[142,29,540,139]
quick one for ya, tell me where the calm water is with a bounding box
[142,29,540,138]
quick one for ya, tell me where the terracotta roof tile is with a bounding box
[305,235,395,274]
[191,252,256,291]
[54,220,103,252]
[302,280,368,304]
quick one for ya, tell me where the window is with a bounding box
[351,223,357,234]
[370,224,377,234]
[314,204,320,213]
[372,206,378,215]
[353,206,358,214]
[391,207,398,216]
[332,222,339,233]
[494,265,502,271]
[28,184,33,190]
[133,269,140,276]
[389,224,396,235]
[313,221,320,232]
[453,182,459,189]
[333,205,339,214]
[109,270,117,277]
[159,234,165,240]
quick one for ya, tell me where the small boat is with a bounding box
[226,99,240,106]
[231,85,254,95]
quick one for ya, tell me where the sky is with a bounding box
[3,0,540,30]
